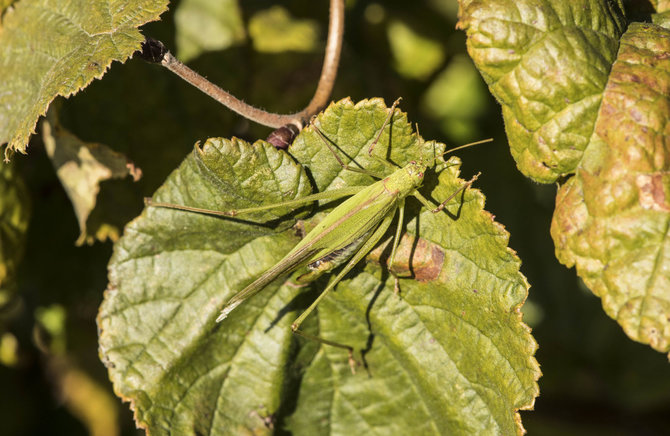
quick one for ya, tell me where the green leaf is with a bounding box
[458,0,627,182]
[551,22,670,353]
[0,0,169,155]
[0,159,30,307]
[99,137,314,434]
[98,99,539,434]
[41,110,141,245]
[174,0,245,62]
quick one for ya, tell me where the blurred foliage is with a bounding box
[1,0,669,435]
[387,19,444,80]
[0,159,30,306]
[249,5,320,53]
[175,0,245,62]
[422,54,489,141]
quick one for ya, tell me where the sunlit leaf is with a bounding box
[551,22,670,353]
[458,0,627,182]
[99,99,539,435]
[0,0,169,155]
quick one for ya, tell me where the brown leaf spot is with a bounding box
[368,233,445,282]
[636,173,670,212]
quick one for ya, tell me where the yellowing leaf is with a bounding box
[460,2,670,355]
[42,114,141,245]
[458,0,627,182]
[552,23,670,354]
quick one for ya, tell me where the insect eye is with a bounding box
[409,160,416,164]
[419,172,424,178]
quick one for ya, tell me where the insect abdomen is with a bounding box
[296,231,372,283]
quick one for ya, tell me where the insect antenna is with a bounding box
[441,138,493,157]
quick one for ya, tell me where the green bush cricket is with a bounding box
[146,100,488,371]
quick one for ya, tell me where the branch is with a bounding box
[137,0,344,129]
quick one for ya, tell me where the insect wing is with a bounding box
[292,178,398,262]
[219,177,398,320]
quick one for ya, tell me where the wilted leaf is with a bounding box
[174,0,245,62]
[248,6,319,53]
[458,0,627,182]
[0,0,169,155]
[551,22,670,353]
[41,113,141,245]
[0,159,30,306]
[99,99,538,434]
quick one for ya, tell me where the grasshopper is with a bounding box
[146,100,486,370]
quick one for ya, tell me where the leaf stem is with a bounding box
[138,0,344,129]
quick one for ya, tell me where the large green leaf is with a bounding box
[459,1,670,354]
[0,0,168,155]
[98,99,539,434]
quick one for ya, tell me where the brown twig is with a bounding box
[138,0,344,129]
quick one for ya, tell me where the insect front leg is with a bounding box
[412,173,480,214]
